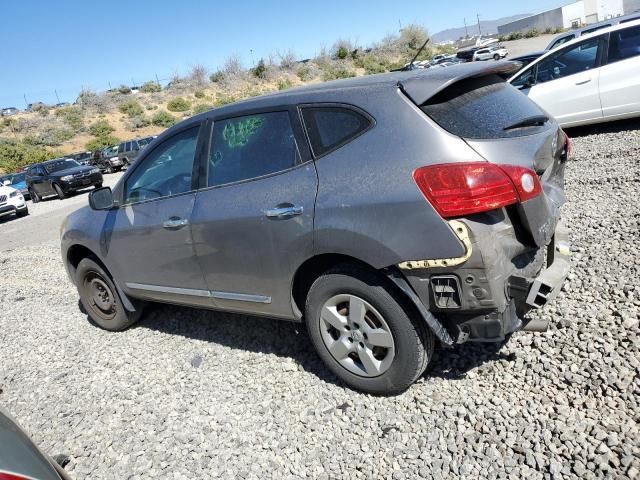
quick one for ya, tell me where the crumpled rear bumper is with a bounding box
[521,220,571,331]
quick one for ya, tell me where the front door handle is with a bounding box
[163,217,189,229]
[575,78,591,85]
[264,205,303,219]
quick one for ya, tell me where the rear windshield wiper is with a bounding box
[503,115,549,131]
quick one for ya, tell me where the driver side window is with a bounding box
[536,38,600,84]
[124,126,199,204]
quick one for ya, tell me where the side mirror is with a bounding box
[2,180,10,186]
[89,187,114,210]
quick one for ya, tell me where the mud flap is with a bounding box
[386,269,454,346]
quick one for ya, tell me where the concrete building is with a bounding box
[498,0,627,35]
[624,0,640,13]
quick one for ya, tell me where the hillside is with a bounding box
[431,14,531,43]
[1,24,458,174]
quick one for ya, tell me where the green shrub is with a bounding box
[355,55,390,74]
[524,28,540,38]
[129,115,151,129]
[151,110,177,127]
[33,104,49,117]
[118,85,132,94]
[38,127,74,146]
[118,100,144,117]
[0,141,58,172]
[86,135,120,151]
[277,78,293,90]
[252,59,267,79]
[336,46,349,60]
[194,90,206,99]
[507,31,523,41]
[167,97,191,112]
[210,71,224,83]
[193,104,214,114]
[54,107,83,131]
[89,119,114,137]
[214,94,236,106]
[140,81,161,93]
[321,65,356,81]
[297,65,313,81]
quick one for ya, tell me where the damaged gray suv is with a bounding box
[61,62,570,394]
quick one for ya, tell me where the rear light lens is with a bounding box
[413,162,542,218]
[563,131,572,158]
[0,473,33,480]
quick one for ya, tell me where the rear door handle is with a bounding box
[163,217,189,229]
[264,205,303,219]
[575,78,592,85]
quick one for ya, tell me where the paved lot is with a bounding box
[0,120,639,479]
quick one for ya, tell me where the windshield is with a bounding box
[104,145,118,156]
[10,173,25,184]
[45,159,80,173]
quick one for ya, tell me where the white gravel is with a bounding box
[0,120,639,479]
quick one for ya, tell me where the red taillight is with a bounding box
[413,162,541,218]
[0,472,33,480]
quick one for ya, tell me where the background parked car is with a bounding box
[1,171,30,199]
[26,158,103,202]
[546,11,640,51]
[91,145,123,173]
[472,45,508,61]
[510,20,640,127]
[117,136,156,167]
[1,107,19,116]
[0,182,29,219]
[0,406,72,480]
[69,151,93,166]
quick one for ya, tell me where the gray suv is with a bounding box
[61,62,571,394]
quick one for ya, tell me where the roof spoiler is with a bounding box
[398,61,522,106]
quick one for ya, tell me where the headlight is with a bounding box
[90,168,100,174]
[61,175,73,181]
[9,191,19,198]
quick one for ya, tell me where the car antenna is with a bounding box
[407,37,431,70]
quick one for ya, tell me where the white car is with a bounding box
[509,20,640,127]
[473,46,508,61]
[0,182,29,219]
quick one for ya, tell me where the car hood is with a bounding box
[0,185,18,196]
[50,165,95,177]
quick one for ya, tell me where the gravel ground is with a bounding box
[0,121,639,479]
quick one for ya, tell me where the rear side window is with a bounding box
[301,106,372,157]
[550,34,574,50]
[118,143,124,153]
[608,25,640,63]
[207,111,300,187]
[421,75,549,139]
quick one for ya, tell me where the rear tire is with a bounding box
[493,54,500,61]
[29,188,40,203]
[304,264,434,395]
[76,257,143,331]
[53,183,66,200]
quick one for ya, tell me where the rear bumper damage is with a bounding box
[397,216,570,344]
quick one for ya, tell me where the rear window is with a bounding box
[421,75,549,139]
[301,106,372,157]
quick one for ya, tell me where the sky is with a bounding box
[1,0,566,107]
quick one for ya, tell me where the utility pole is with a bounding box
[23,94,28,108]
[155,74,160,86]
[54,89,60,103]
[477,14,482,36]
[250,49,255,66]
[464,18,469,38]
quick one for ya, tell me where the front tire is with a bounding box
[29,188,40,203]
[16,206,29,218]
[95,183,103,189]
[493,54,500,61]
[305,265,434,395]
[53,183,66,200]
[76,257,143,331]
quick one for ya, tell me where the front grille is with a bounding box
[430,275,462,309]
[0,195,6,204]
